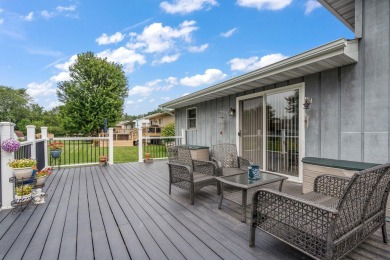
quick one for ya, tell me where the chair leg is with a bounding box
[249,222,256,247]
[169,182,171,195]
[190,192,194,205]
[217,182,221,195]
[382,223,388,243]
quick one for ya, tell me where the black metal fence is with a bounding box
[14,143,32,160]
[48,138,109,167]
[142,137,182,159]
[36,140,45,171]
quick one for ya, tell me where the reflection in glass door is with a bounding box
[239,89,300,178]
[239,97,263,166]
[266,90,299,177]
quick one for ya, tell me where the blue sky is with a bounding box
[0,0,354,115]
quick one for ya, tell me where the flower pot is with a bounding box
[35,176,48,186]
[13,167,33,180]
[50,149,62,159]
[14,193,32,205]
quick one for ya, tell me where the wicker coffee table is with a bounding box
[216,172,287,223]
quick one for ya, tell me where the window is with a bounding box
[187,108,197,129]
[159,118,162,124]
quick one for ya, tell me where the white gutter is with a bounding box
[160,38,358,109]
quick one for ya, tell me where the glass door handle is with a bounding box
[238,130,242,137]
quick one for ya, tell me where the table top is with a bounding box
[216,171,288,189]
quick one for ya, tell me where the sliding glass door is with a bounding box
[239,87,301,178]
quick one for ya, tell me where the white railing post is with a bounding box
[138,127,143,162]
[0,122,15,209]
[181,129,187,145]
[109,128,114,164]
[26,125,36,159]
[41,127,48,168]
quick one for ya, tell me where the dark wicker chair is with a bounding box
[210,143,252,177]
[167,145,218,205]
[250,163,390,260]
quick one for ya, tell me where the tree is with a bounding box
[0,86,32,124]
[57,52,128,135]
[161,122,175,143]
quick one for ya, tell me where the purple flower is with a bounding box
[1,139,21,152]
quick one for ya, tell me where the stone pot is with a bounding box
[35,176,48,186]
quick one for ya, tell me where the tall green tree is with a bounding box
[57,52,128,135]
[0,86,32,124]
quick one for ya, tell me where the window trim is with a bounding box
[186,107,197,130]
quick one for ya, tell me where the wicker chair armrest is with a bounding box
[238,156,251,170]
[253,188,339,215]
[211,157,223,176]
[314,174,350,198]
[167,162,193,177]
[193,160,218,176]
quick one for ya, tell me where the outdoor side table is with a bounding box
[216,172,287,223]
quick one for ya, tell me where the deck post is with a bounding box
[138,127,143,162]
[181,129,186,145]
[109,127,114,164]
[0,122,16,209]
[41,127,48,168]
[26,125,36,160]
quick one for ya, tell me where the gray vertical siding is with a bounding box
[175,0,390,164]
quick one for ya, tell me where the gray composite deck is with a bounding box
[0,160,389,260]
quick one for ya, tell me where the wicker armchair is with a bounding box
[210,143,252,177]
[250,163,390,260]
[167,145,218,205]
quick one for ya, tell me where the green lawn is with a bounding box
[48,141,167,166]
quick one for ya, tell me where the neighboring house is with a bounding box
[160,0,389,184]
[144,111,175,128]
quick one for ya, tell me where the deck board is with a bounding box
[0,160,389,260]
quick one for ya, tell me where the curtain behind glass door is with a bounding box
[240,97,263,166]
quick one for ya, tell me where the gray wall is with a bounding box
[175,0,390,164]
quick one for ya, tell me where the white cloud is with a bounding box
[23,12,34,21]
[0,18,4,25]
[26,81,56,98]
[128,86,154,96]
[56,5,77,12]
[161,96,171,101]
[0,9,3,13]
[98,47,146,73]
[304,0,322,14]
[228,53,288,72]
[96,32,125,45]
[127,100,135,105]
[41,10,54,19]
[220,28,237,38]
[166,76,178,85]
[237,0,292,10]
[153,53,181,65]
[149,98,155,103]
[128,20,198,54]
[187,43,208,53]
[137,99,144,102]
[55,55,77,71]
[180,68,227,87]
[182,93,190,96]
[50,71,71,82]
[160,0,218,14]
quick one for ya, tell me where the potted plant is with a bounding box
[99,155,107,166]
[1,138,20,152]
[8,158,37,179]
[49,141,64,158]
[35,167,53,186]
[14,184,33,204]
[144,153,153,163]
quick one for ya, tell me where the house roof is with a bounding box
[144,111,175,120]
[317,0,355,31]
[160,38,358,110]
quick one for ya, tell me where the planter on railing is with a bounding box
[50,149,62,159]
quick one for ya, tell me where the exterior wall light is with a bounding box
[229,108,236,116]
[303,97,312,110]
